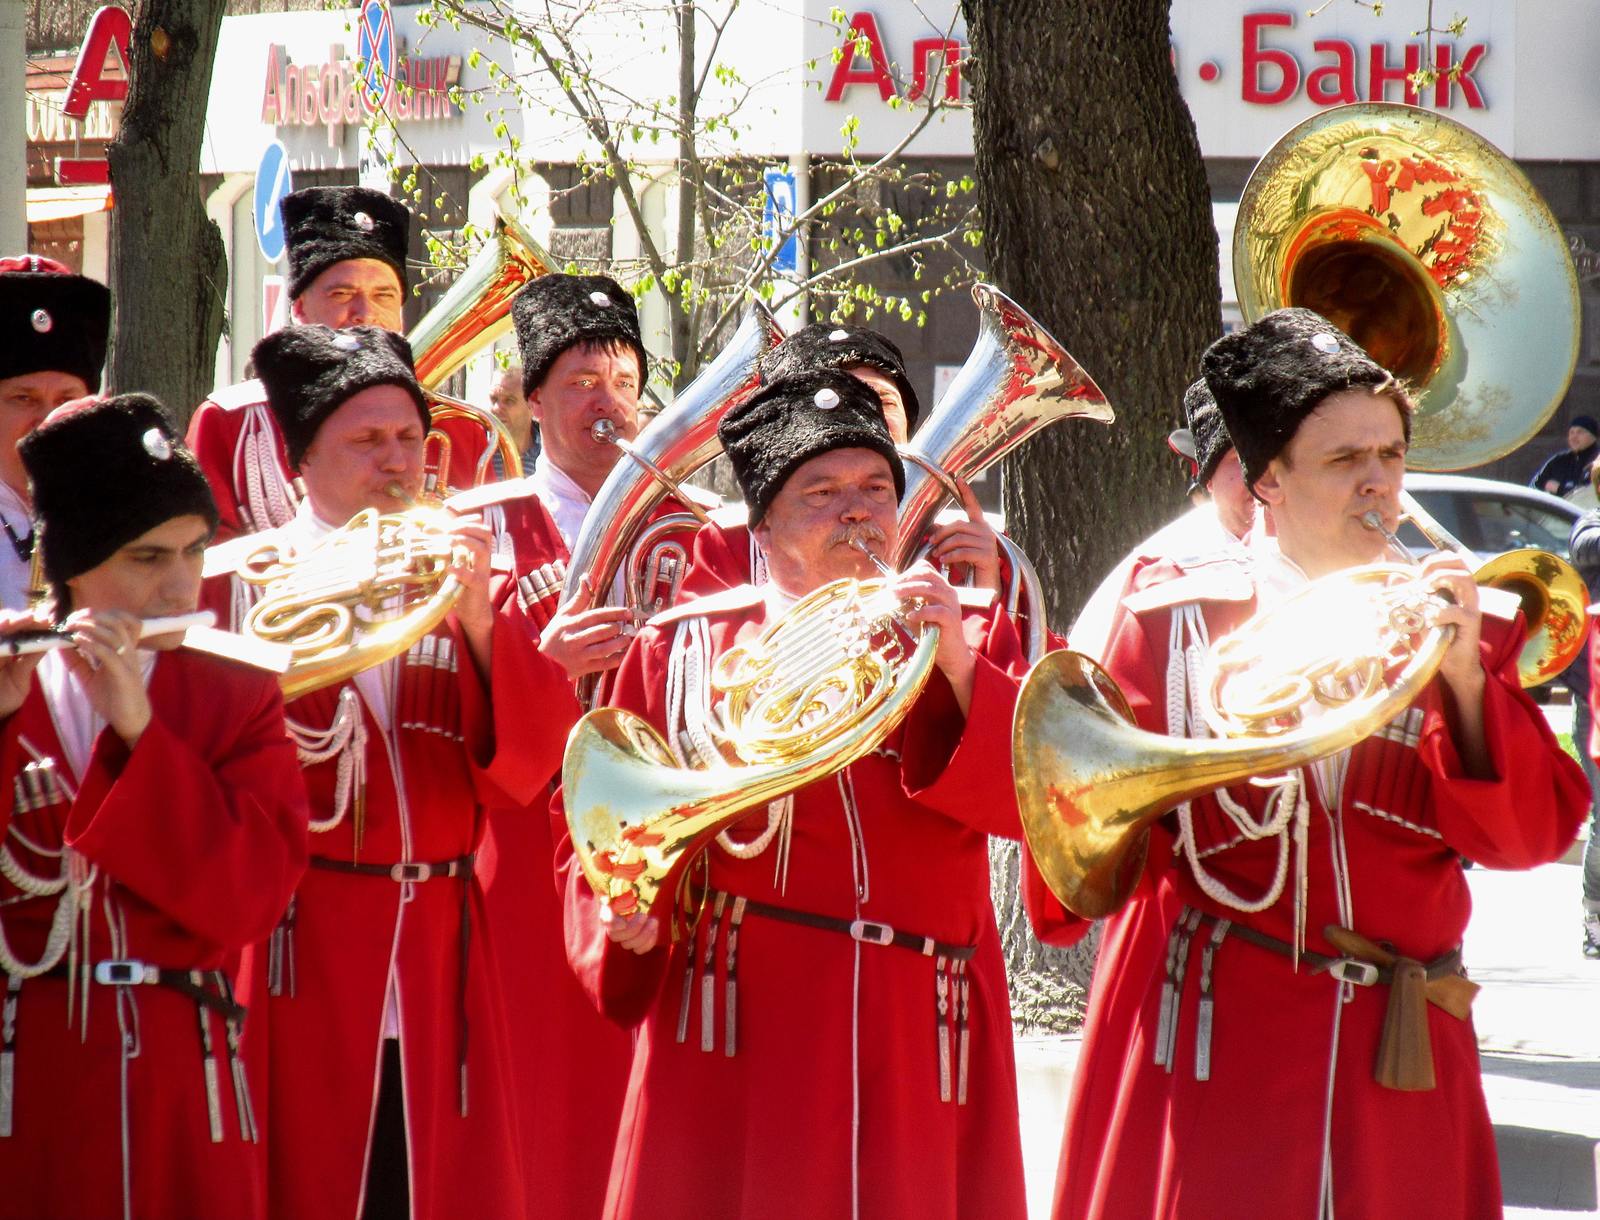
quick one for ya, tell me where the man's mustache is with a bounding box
[829,523,887,549]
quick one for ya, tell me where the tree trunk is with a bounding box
[964,0,1221,1029]
[104,0,228,425]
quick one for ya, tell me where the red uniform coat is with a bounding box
[186,380,495,542]
[554,588,1030,1219]
[476,494,635,1220]
[1024,555,1588,1220]
[215,523,582,1220]
[0,651,308,1220]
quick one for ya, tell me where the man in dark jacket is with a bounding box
[1566,508,1600,956]
[1532,415,1600,497]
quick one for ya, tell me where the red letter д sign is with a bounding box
[56,5,132,186]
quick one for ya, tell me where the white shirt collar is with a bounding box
[0,481,32,611]
[39,647,159,782]
[529,453,593,549]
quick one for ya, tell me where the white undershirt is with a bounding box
[528,453,593,552]
[0,481,34,612]
[38,647,158,782]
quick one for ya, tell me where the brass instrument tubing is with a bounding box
[590,420,714,526]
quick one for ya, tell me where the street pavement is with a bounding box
[1013,849,1600,1218]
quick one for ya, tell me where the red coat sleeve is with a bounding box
[61,669,310,951]
[899,603,1027,838]
[455,580,582,809]
[677,519,751,601]
[550,627,674,1027]
[1417,616,1589,868]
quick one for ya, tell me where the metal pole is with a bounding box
[0,0,28,254]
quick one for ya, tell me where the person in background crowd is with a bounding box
[0,257,111,608]
[1531,414,1600,499]
[1566,505,1600,957]
[487,362,540,479]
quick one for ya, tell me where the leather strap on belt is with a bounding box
[704,890,977,961]
[309,852,475,883]
[1191,909,1477,1092]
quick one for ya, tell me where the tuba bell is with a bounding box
[407,212,556,486]
[1016,562,1456,919]
[564,572,939,922]
[892,283,1116,660]
[1236,102,1587,684]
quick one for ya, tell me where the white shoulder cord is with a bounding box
[285,687,368,833]
[1169,602,1312,954]
[666,616,793,885]
[238,403,298,534]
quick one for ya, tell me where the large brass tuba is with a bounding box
[1234,102,1580,471]
[408,212,556,485]
[564,575,939,921]
[893,284,1116,660]
[560,302,784,622]
[1017,564,1455,918]
[1236,102,1586,685]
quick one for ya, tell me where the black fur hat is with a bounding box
[1201,307,1403,489]
[280,186,410,299]
[1183,378,1232,495]
[510,274,647,396]
[0,265,111,391]
[719,370,904,526]
[758,323,920,431]
[252,325,429,467]
[21,393,217,591]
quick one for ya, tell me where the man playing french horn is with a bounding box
[215,324,588,1220]
[552,369,1031,1217]
[1026,308,1588,1219]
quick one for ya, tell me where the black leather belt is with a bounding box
[310,852,474,883]
[702,890,977,961]
[42,961,247,1024]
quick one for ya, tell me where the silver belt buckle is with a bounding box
[849,920,895,947]
[1330,958,1380,987]
[94,959,158,986]
[390,862,432,883]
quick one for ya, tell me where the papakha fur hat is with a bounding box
[281,186,410,299]
[510,273,648,397]
[757,322,921,431]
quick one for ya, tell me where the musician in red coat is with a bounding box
[0,394,308,1220]
[554,370,1029,1218]
[1023,309,1588,1219]
[679,322,1003,601]
[186,187,493,541]
[235,325,582,1220]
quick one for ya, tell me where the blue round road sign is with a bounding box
[253,140,294,263]
[357,0,397,115]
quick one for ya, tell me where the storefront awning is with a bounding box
[26,185,113,223]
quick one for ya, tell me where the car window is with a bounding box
[1398,490,1471,555]
[1459,495,1573,559]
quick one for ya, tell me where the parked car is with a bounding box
[1402,472,1583,565]
[1403,473,1587,700]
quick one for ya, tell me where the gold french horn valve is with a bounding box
[566,575,939,922]
[237,505,464,700]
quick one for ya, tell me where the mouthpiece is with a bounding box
[590,419,618,444]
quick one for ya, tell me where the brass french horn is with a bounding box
[1017,564,1455,919]
[565,572,939,921]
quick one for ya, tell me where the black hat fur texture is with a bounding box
[718,369,905,526]
[510,274,647,397]
[21,393,217,590]
[0,269,111,391]
[252,325,429,467]
[281,186,410,299]
[758,322,921,432]
[1183,378,1232,495]
[1202,307,1405,489]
